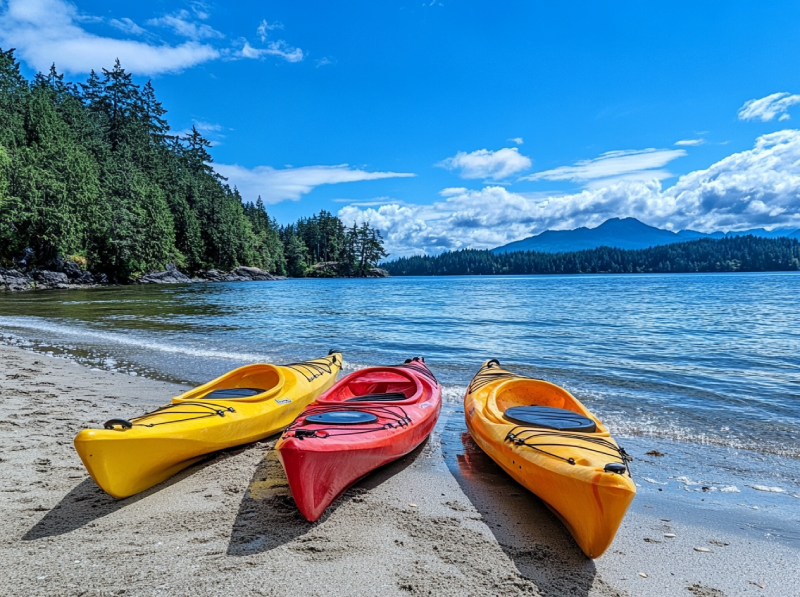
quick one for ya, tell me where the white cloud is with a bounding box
[341,130,800,257]
[109,17,145,36]
[675,139,705,146]
[0,0,219,75]
[439,187,468,197]
[738,92,800,122]
[245,18,303,62]
[437,147,532,180]
[508,137,524,145]
[213,164,416,204]
[240,40,304,63]
[521,148,686,188]
[257,19,284,41]
[147,10,224,40]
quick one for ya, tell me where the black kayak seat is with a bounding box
[202,388,265,399]
[504,406,597,433]
[306,410,378,425]
[345,392,407,403]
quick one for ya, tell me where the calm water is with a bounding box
[1,273,799,459]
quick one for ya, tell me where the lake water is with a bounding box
[2,273,799,526]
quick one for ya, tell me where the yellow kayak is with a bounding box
[464,359,635,558]
[74,351,343,498]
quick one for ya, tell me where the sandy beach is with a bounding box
[1,343,797,597]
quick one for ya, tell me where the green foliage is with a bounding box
[279,212,388,277]
[0,50,387,278]
[383,237,800,276]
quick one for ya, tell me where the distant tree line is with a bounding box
[383,236,800,276]
[0,50,385,279]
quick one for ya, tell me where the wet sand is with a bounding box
[1,344,797,597]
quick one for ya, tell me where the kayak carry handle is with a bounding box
[604,463,626,474]
[104,418,133,430]
[328,349,340,355]
[487,359,501,368]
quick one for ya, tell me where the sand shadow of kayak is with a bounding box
[226,438,427,556]
[21,453,217,541]
[442,419,604,596]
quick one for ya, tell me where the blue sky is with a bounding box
[2,1,800,256]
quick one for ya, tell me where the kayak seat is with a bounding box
[202,388,266,399]
[503,406,597,433]
[345,392,407,403]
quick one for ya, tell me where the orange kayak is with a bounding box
[464,359,635,558]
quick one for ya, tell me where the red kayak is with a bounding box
[276,357,442,521]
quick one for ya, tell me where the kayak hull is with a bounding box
[74,353,342,499]
[464,360,635,558]
[277,359,441,521]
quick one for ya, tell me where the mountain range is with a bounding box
[492,218,800,254]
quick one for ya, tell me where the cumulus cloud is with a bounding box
[213,164,415,204]
[508,137,524,145]
[437,147,532,180]
[738,92,800,122]
[521,148,686,188]
[0,0,219,75]
[341,130,800,257]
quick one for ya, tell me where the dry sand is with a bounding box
[1,344,797,597]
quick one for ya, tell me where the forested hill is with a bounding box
[383,236,800,276]
[0,50,385,279]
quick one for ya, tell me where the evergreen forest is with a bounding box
[0,50,386,279]
[383,236,800,276]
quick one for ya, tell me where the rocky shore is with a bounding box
[0,257,394,292]
[0,260,284,292]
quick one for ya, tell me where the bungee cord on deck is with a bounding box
[285,353,341,382]
[505,427,633,475]
[283,404,412,440]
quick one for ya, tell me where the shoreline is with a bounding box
[1,343,798,596]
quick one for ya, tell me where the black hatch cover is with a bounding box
[504,406,596,433]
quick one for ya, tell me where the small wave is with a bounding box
[0,317,268,363]
[749,485,785,493]
[720,486,740,493]
[642,477,667,485]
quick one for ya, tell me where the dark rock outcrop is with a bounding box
[31,270,70,287]
[138,269,192,284]
[0,268,34,291]
[232,266,275,281]
[307,262,389,278]
[197,266,275,282]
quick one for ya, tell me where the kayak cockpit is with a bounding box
[172,364,286,403]
[488,378,607,434]
[317,367,422,405]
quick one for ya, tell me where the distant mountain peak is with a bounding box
[492,218,799,254]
